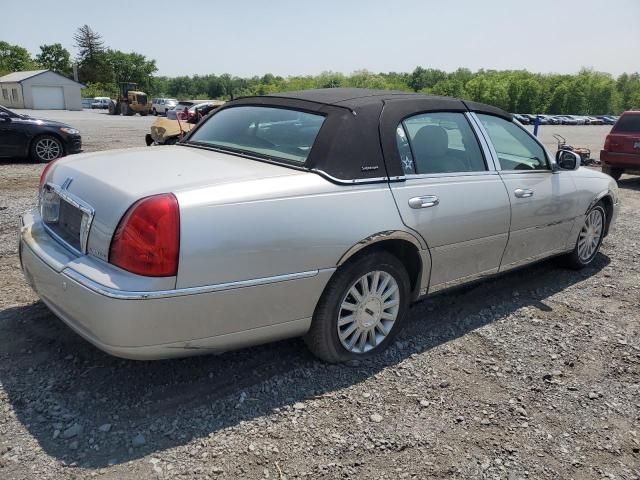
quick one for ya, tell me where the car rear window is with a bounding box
[613,114,640,133]
[187,106,326,164]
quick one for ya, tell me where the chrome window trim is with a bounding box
[470,112,554,173]
[401,170,499,180]
[466,112,501,171]
[62,268,334,300]
[497,169,555,175]
[310,169,390,184]
[41,182,95,254]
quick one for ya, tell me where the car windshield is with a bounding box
[187,106,326,164]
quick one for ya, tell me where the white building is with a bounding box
[0,70,85,110]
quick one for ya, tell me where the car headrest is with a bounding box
[412,125,449,158]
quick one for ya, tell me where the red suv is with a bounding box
[601,111,640,180]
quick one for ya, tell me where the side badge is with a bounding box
[361,165,379,172]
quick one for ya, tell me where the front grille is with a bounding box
[45,198,83,251]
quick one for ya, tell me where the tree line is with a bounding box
[1,26,639,114]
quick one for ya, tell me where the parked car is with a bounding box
[81,98,93,109]
[539,115,559,125]
[0,105,81,162]
[19,88,618,362]
[597,115,617,125]
[151,98,178,116]
[166,101,200,119]
[512,114,530,125]
[553,116,578,125]
[91,97,111,109]
[600,110,640,180]
[145,101,225,146]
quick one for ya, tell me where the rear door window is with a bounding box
[396,112,486,175]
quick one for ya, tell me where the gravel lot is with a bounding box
[0,111,638,479]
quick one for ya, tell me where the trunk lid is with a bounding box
[44,145,303,261]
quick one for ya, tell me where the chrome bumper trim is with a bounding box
[62,268,329,301]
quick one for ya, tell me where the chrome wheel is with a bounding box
[35,138,62,162]
[337,271,400,354]
[578,208,604,262]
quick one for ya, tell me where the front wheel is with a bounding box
[304,250,410,363]
[30,135,64,163]
[560,203,606,269]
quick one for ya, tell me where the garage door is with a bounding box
[32,86,65,109]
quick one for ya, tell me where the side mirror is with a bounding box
[555,150,581,170]
[0,112,11,122]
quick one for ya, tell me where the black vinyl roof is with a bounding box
[264,88,511,120]
[265,88,420,107]
[189,88,513,183]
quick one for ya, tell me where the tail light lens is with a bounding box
[109,193,180,277]
[603,135,611,151]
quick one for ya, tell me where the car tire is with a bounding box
[164,137,178,145]
[602,166,623,181]
[152,108,157,116]
[30,135,64,163]
[559,202,606,270]
[304,250,411,363]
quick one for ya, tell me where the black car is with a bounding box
[0,105,82,162]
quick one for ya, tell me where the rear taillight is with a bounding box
[603,135,611,151]
[109,193,180,277]
[39,159,59,190]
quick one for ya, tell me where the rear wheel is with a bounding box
[602,166,623,180]
[560,202,606,269]
[30,135,64,163]
[304,250,410,363]
[152,108,157,116]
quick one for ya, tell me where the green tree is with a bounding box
[36,43,71,76]
[0,41,37,74]
[74,25,112,83]
[106,50,157,90]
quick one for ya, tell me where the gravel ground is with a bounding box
[0,111,638,479]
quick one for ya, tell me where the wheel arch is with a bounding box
[30,131,66,157]
[587,191,615,237]
[336,231,429,301]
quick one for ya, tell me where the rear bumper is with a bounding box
[19,209,332,359]
[600,150,640,169]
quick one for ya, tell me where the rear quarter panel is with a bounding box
[174,173,410,289]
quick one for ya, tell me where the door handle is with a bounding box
[514,188,534,198]
[408,195,439,209]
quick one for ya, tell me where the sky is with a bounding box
[2,0,639,78]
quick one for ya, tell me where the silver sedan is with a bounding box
[19,88,619,362]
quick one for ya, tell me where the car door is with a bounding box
[382,108,511,292]
[0,109,26,157]
[471,113,578,270]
